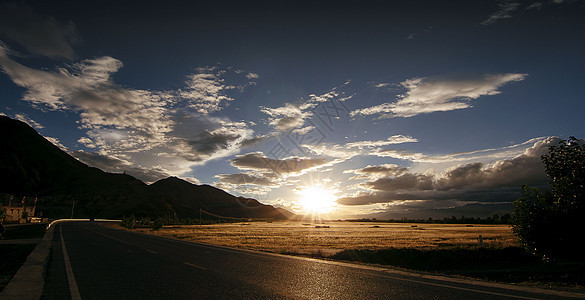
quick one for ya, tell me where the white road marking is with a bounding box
[145,249,158,255]
[184,262,208,270]
[60,226,82,300]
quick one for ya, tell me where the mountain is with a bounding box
[0,116,286,220]
[150,177,285,219]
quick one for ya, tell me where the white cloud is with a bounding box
[351,73,527,119]
[0,50,173,150]
[481,1,521,25]
[261,82,352,132]
[14,113,43,129]
[345,135,418,149]
[180,67,233,114]
[0,45,260,180]
[261,102,312,132]
[372,137,546,164]
[44,136,68,151]
[179,66,258,114]
[246,72,259,79]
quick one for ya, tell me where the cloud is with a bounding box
[14,113,43,129]
[372,137,546,164]
[345,135,418,149]
[0,45,260,180]
[338,137,556,206]
[261,82,352,132]
[189,129,246,155]
[180,66,255,114]
[70,150,182,184]
[344,164,408,180]
[246,72,259,79]
[44,136,68,151]
[481,0,577,24]
[0,50,173,150]
[230,152,330,176]
[170,116,256,163]
[0,3,79,59]
[364,173,435,191]
[481,1,521,25]
[351,73,527,119]
[216,173,279,186]
[261,102,312,132]
[301,134,418,163]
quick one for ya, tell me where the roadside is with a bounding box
[314,248,585,292]
[0,223,46,292]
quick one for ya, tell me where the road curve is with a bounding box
[41,222,584,300]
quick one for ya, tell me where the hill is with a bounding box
[0,116,286,220]
[150,177,285,219]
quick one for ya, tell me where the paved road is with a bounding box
[41,222,582,299]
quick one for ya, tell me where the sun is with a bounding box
[298,186,337,214]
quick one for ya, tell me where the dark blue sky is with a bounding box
[1,0,584,218]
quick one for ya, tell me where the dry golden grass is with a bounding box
[134,221,519,256]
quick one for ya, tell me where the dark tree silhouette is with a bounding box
[513,137,585,260]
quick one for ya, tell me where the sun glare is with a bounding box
[298,186,337,214]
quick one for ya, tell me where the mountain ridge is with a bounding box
[0,115,287,220]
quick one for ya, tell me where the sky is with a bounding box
[1,0,584,219]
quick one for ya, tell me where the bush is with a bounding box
[121,215,136,229]
[513,137,585,260]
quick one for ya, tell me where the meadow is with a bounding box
[134,221,518,256]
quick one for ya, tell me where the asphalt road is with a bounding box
[40,222,582,300]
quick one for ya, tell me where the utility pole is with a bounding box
[70,201,76,219]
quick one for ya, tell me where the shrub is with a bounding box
[513,137,585,260]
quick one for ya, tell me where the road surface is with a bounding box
[41,222,582,299]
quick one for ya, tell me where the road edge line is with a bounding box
[60,226,82,300]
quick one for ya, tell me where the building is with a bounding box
[1,205,36,223]
[0,195,37,223]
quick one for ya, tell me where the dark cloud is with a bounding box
[364,173,434,191]
[0,3,79,58]
[216,173,278,186]
[189,130,241,155]
[339,137,556,206]
[230,152,330,175]
[344,164,408,180]
[70,150,173,184]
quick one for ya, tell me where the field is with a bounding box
[129,221,585,288]
[134,221,518,255]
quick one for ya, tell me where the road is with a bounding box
[41,222,582,299]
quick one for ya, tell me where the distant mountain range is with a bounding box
[0,116,288,220]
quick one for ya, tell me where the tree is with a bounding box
[512,137,585,260]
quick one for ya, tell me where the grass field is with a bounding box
[135,221,518,255]
[129,221,585,289]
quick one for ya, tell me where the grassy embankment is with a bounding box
[134,221,584,290]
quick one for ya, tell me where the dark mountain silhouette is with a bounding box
[0,116,286,220]
[150,177,285,219]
